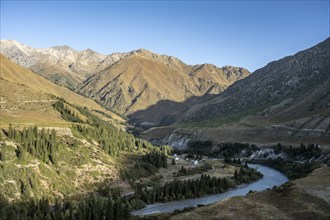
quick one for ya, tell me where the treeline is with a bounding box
[4,125,58,164]
[72,106,154,157]
[233,164,263,184]
[180,141,326,165]
[0,102,176,219]
[214,142,324,163]
[53,101,83,123]
[121,146,172,182]
[255,158,321,180]
[73,123,138,157]
[225,157,242,165]
[133,166,262,204]
[142,151,168,168]
[183,142,259,158]
[254,143,325,179]
[0,191,131,220]
[277,143,323,162]
[72,106,172,159]
[214,142,258,158]
[188,140,213,150]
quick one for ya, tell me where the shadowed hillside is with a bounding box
[143,38,330,148]
[183,38,330,126]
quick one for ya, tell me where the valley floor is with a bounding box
[119,155,240,196]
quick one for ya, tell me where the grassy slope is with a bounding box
[0,54,125,128]
[0,136,118,202]
[0,54,178,205]
[0,54,135,203]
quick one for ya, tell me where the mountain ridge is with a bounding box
[76,49,249,124]
[182,37,330,124]
[1,40,250,126]
[142,37,330,147]
[0,40,130,89]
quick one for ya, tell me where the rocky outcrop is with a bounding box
[155,131,192,150]
[148,128,207,150]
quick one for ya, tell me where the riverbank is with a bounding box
[131,164,288,216]
[171,165,330,220]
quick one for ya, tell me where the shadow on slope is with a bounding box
[127,93,217,131]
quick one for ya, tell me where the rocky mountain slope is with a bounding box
[77,49,249,125]
[144,38,330,147]
[0,40,249,126]
[183,38,330,125]
[0,40,129,89]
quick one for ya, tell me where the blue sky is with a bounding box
[1,1,329,72]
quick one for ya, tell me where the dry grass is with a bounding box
[0,54,125,128]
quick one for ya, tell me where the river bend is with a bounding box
[131,164,289,216]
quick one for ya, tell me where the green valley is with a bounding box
[0,19,329,220]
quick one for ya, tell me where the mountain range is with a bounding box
[0,37,329,220]
[182,38,330,125]
[0,40,249,126]
[143,38,330,147]
[0,40,128,89]
[1,38,329,147]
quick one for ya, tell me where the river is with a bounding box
[131,164,289,216]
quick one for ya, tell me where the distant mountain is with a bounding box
[0,40,129,89]
[77,49,249,125]
[0,40,249,125]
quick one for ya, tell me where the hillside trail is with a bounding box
[0,99,56,104]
